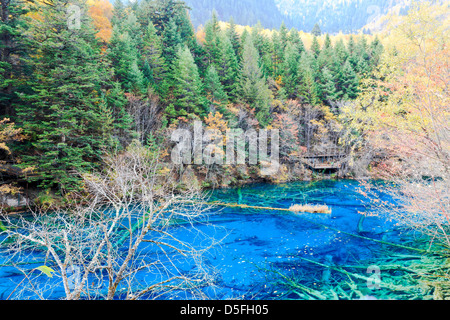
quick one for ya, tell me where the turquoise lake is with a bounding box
[0,180,420,300]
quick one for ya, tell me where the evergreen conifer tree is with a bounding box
[321,67,340,102]
[108,29,144,93]
[282,42,300,99]
[204,11,221,66]
[297,52,320,105]
[215,32,239,102]
[17,0,130,191]
[227,17,241,57]
[161,17,182,67]
[341,60,359,100]
[311,23,322,36]
[141,22,168,94]
[166,45,207,122]
[239,36,272,126]
[204,65,229,116]
[311,35,321,59]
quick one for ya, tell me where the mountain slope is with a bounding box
[184,0,295,30]
[184,0,414,33]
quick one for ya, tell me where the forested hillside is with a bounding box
[0,0,448,303]
[0,0,385,203]
[184,0,296,30]
[184,0,413,33]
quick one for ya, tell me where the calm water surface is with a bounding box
[0,180,415,300]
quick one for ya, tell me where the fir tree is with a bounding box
[204,65,229,116]
[166,45,206,121]
[0,0,29,116]
[297,52,320,106]
[108,29,144,93]
[215,31,239,102]
[279,22,289,51]
[142,22,168,94]
[227,17,240,57]
[111,0,126,27]
[282,42,300,99]
[204,11,221,66]
[311,35,321,59]
[341,60,359,100]
[161,17,182,67]
[288,28,305,54]
[238,36,272,127]
[323,33,332,50]
[17,0,129,191]
[311,23,322,36]
[271,30,283,80]
[321,67,340,102]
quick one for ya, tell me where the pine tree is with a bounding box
[321,67,340,102]
[142,22,168,94]
[311,35,321,59]
[17,0,129,191]
[0,0,29,116]
[161,17,182,67]
[204,65,229,116]
[167,45,206,122]
[297,52,320,106]
[341,59,359,100]
[282,42,300,99]
[238,36,272,127]
[215,31,239,102]
[108,28,144,93]
[204,11,221,66]
[311,23,322,36]
[226,17,240,57]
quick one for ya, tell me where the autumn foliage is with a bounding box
[87,0,113,42]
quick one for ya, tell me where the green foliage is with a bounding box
[167,45,207,121]
[2,0,385,194]
[215,31,239,101]
[16,0,131,192]
[141,22,168,93]
[36,266,56,278]
[311,23,322,36]
[311,36,321,59]
[282,42,300,99]
[238,36,272,126]
[204,65,228,113]
[297,52,320,105]
[161,18,182,66]
[321,67,340,102]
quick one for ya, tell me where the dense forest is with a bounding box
[0,0,446,211]
[0,0,384,202]
[0,0,448,302]
[184,0,413,33]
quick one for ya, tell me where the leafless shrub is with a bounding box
[126,93,161,144]
[0,142,220,300]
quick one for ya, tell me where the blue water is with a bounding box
[0,180,414,300]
